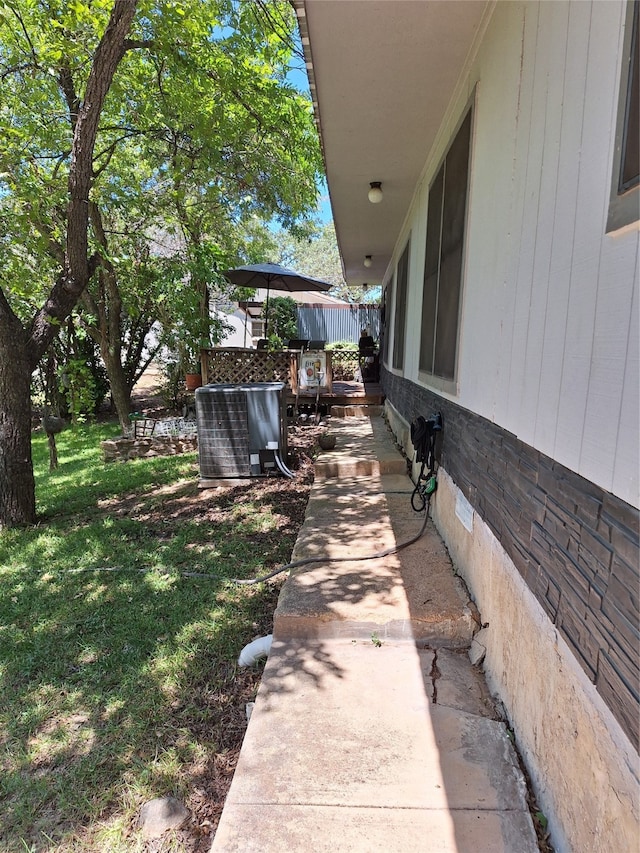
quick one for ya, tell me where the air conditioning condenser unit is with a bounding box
[195,382,288,482]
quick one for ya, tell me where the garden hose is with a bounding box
[229,495,432,585]
[58,491,432,584]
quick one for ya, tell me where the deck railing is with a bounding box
[201,348,295,386]
[200,347,338,394]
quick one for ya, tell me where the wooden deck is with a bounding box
[200,347,383,413]
[287,380,384,411]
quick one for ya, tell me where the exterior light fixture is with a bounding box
[368,181,383,203]
[364,255,373,268]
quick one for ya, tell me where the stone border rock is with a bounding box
[101,434,197,462]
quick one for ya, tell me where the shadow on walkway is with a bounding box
[212,414,540,853]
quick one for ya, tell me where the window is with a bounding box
[380,281,389,362]
[392,240,410,370]
[420,109,472,381]
[608,0,639,230]
[620,2,639,193]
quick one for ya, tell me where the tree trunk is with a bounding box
[103,349,133,432]
[47,433,59,471]
[0,318,36,527]
[85,205,134,433]
[0,1,137,528]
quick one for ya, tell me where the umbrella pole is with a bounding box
[263,285,270,340]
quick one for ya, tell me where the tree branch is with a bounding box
[5,1,40,68]
[58,64,81,133]
[122,37,155,52]
[1,62,34,80]
[27,0,138,370]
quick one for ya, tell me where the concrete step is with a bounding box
[330,403,384,418]
[314,415,407,479]
[276,416,476,646]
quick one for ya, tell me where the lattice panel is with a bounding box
[203,349,294,386]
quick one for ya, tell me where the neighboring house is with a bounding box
[214,309,247,348]
[298,2,639,852]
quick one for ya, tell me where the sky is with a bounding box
[287,52,332,225]
[316,179,332,225]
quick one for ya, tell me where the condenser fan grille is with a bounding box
[196,390,250,477]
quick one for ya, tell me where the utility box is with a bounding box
[195,382,287,481]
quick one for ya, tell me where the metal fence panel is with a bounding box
[297,304,380,344]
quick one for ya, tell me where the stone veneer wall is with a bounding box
[101,435,197,462]
[381,367,639,751]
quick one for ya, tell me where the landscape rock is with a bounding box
[138,796,190,839]
[469,626,489,666]
[101,434,197,462]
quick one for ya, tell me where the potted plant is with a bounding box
[184,360,203,390]
[174,339,204,390]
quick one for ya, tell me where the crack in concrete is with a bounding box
[429,649,441,704]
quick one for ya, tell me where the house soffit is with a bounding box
[296,0,489,287]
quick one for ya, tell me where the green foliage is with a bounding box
[32,321,110,420]
[0,422,299,848]
[327,340,358,351]
[75,333,110,414]
[326,340,359,380]
[535,811,548,831]
[59,325,110,420]
[61,358,97,424]
[0,0,324,385]
[157,354,189,410]
[267,295,298,345]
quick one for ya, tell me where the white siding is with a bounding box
[581,234,639,492]
[613,264,639,499]
[457,1,524,420]
[402,0,639,507]
[547,0,593,469]
[531,0,581,456]
[512,2,569,450]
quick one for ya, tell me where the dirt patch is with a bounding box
[137,667,266,853]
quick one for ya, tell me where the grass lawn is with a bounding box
[0,422,314,852]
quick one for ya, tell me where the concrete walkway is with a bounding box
[212,415,540,853]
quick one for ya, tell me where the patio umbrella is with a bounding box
[221,263,332,338]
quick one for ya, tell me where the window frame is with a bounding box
[251,318,265,339]
[418,104,473,392]
[391,238,410,371]
[607,0,639,232]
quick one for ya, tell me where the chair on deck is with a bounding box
[358,334,378,382]
[287,338,310,351]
